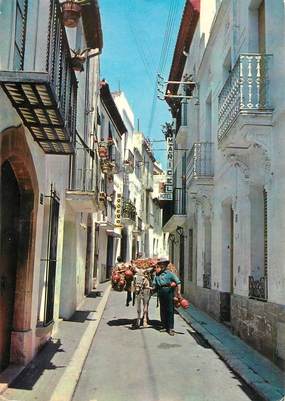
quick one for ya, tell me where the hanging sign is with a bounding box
[159,131,174,201]
[165,132,174,199]
[115,193,123,227]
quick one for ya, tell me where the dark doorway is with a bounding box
[85,215,92,295]
[131,238,136,260]
[106,236,114,278]
[44,191,59,326]
[178,230,185,293]
[0,161,20,371]
[120,228,127,262]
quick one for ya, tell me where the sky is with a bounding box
[99,0,185,168]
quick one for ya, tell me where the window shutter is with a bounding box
[13,0,28,70]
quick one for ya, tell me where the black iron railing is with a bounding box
[203,273,211,289]
[186,142,214,185]
[249,275,267,301]
[122,199,136,222]
[162,188,186,227]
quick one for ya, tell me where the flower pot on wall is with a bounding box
[98,142,108,159]
[61,1,82,28]
[71,55,86,72]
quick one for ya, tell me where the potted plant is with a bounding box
[98,141,108,159]
[71,49,89,72]
[61,0,90,28]
[100,160,109,174]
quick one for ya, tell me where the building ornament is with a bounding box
[226,153,250,181]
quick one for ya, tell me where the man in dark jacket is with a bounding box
[152,258,181,336]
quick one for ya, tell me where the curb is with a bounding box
[177,307,285,401]
[49,285,111,401]
[0,366,25,396]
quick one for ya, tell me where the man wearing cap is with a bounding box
[152,258,181,336]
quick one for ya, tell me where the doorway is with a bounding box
[221,201,234,322]
[0,161,20,371]
[106,236,114,279]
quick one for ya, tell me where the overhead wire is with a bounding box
[147,0,180,140]
[124,5,156,85]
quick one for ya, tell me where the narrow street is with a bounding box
[2,287,261,401]
[1,1,285,400]
[72,292,261,401]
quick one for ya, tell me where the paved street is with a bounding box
[72,290,261,401]
[1,286,263,401]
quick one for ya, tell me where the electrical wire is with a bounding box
[125,5,156,85]
[147,0,180,139]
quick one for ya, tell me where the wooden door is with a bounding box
[258,0,266,53]
[0,162,20,371]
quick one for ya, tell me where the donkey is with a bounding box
[133,268,153,328]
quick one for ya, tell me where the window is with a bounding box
[13,0,28,70]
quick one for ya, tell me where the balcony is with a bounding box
[122,199,136,225]
[162,188,186,232]
[66,161,97,213]
[218,53,273,149]
[186,142,214,187]
[0,1,77,154]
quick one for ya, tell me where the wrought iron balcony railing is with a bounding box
[162,187,186,227]
[72,168,94,192]
[218,53,273,142]
[249,275,267,301]
[186,142,214,186]
[203,273,211,289]
[0,0,77,154]
[122,199,136,222]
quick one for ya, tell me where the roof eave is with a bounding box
[81,0,103,51]
[166,0,200,113]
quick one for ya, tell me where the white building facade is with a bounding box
[0,0,103,373]
[162,0,285,368]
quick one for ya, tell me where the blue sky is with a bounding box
[99,0,184,167]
